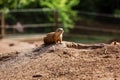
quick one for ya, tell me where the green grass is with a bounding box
[64,35,118,43]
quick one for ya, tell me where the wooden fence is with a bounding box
[0,8,59,38]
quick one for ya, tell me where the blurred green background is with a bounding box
[0,0,120,43]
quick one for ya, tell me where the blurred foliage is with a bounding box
[39,0,80,32]
[0,0,36,9]
[0,0,80,32]
[75,0,120,14]
[0,0,120,32]
[0,0,38,17]
[0,0,120,18]
[114,9,120,16]
[73,0,120,25]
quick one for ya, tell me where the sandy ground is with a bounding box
[0,39,36,54]
[0,40,120,80]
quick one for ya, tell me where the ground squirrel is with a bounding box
[44,28,64,44]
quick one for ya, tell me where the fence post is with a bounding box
[1,11,5,38]
[54,9,58,30]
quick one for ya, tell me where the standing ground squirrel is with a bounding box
[44,28,64,44]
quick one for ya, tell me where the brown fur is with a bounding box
[44,28,64,44]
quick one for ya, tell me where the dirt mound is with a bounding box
[0,41,120,80]
[0,39,36,54]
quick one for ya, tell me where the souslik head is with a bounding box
[55,28,64,33]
